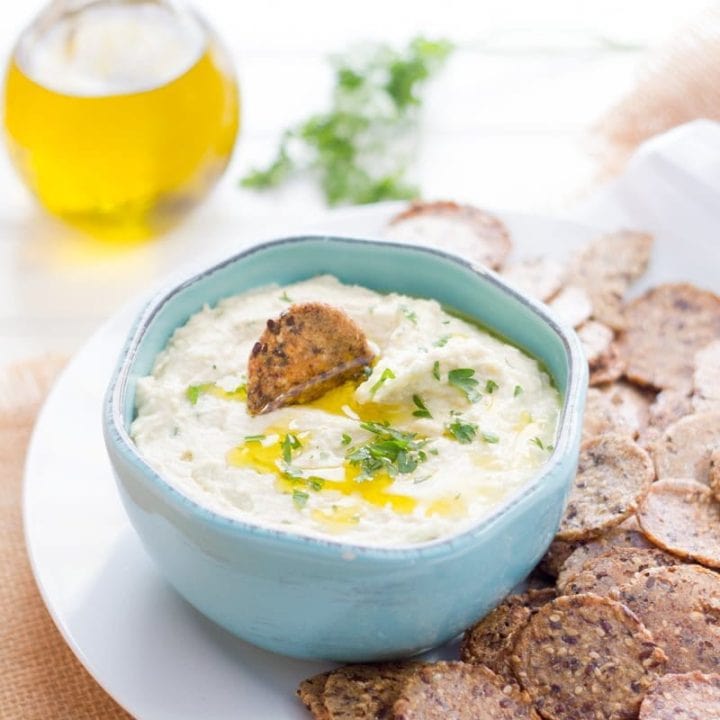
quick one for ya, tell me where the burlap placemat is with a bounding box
[0,357,132,720]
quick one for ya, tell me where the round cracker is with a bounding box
[556,434,654,541]
[501,256,566,302]
[548,285,593,329]
[653,412,720,484]
[323,663,417,720]
[578,320,614,364]
[297,672,331,720]
[582,382,650,442]
[538,539,581,578]
[589,341,626,386]
[556,520,653,590]
[619,283,720,392]
[709,449,720,503]
[567,230,653,331]
[246,302,374,414]
[636,478,720,569]
[460,589,555,678]
[693,340,720,409]
[612,564,720,674]
[561,547,680,597]
[639,671,720,720]
[392,662,539,720]
[512,594,666,720]
[385,201,512,270]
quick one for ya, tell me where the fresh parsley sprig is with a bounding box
[448,368,481,403]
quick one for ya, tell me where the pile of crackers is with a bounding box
[296,202,720,720]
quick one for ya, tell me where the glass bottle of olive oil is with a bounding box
[3,0,240,240]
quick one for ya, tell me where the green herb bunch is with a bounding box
[241,37,454,205]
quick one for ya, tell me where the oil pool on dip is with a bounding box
[131,276,561,547]
[3,1,239,238]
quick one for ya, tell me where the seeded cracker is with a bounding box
[619,283,720,392]
[612,564,720,674]
[501,257,566,302]
[577,320,614,364]
[246,302,374,414]
[392,662,539,720]
[653,412,720,483]
[512,594,667,720]
[539,539,581,578]
[636,478,720,569]
[547,285,593,329]
[582,382,650,442]
[639,671,720,720]
[322,663,417,720]
[560,547,680,597]
[692,339,720,412]
[385,200,512,270]
[566,230,653,330]
[556,434,654,541]
[460,589,555,678]
[556,519,653,591]
[297,672,331,720]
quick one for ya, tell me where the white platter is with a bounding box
[25,200,713,720]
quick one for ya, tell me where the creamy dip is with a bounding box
[131,275,561,547]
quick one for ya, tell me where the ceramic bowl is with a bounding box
[103,236,587,662]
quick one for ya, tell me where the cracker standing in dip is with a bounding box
[131,275,560,547]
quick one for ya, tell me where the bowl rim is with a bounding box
[104,234,587,560]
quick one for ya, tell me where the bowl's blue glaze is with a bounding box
[103,236,587,661]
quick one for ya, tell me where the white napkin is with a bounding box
[568,119,720,292]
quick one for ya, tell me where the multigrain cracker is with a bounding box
[511,594,666,720]
[392,662,539,720]
[460,589,555,677]
[548,285,593,329]
[582,382,650,441]
[538,539,581,578]
[653,412,720,483]
[636,479,720,569]
[612,564,720,674]
[577,320,614,364]
[589,342,626,386]
[501,257,566,302]
[692,340,720,412]
[247,302,374,414]
[619,283,720,392]
[566,230,653,330]
[385,200,512,270]
[556,434,654,541]
[561,547,680,597]
[639,671,720,720]
[323,663,417,720]
[297,673,331,720]
[555,519,653,591]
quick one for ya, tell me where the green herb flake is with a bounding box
[514,385,523,397]
[482,431,500,444]
[448,368,480,403]
[531,437,545,450]
[186,385,204,405]
[370,367,396,395]
[446,420,478,444]
[485,379,499,394]
[308,477,325,492]
[400,305,418,324]
[432,360,441,381]
[433,335,451,348]
[412,394,432,419]
[282,433,302,464]
[341,433,352,446]
[292,489,310,508]
[243,434,266,443]
[279,291,293,303]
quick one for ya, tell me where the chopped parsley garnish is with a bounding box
[448,368,480,402]
[308,477,325,491]
[514,385,524,397]
[186,384,206,405]
[341,433,352,446]
[432,360,441,381]
[485,379,499,394]
[279,291,293,303]
[401,305,418,324]
[446,420,478,444]
[370,367,396,395]
[292,489,309,508]
[282,433,302,464]
[347,421,429,480]
[531,436,548,450]
[482,431,500,444]
[412,394,432,418]
[433,335,451,347]
[243,434,266,443]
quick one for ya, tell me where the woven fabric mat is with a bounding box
[0,357,131,719]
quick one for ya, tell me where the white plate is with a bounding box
[25,201,712,720]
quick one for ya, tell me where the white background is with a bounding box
[0,0,714,364]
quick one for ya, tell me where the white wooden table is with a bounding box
[0,0,713,365]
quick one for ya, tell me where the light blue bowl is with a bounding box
[103,236,587,662]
